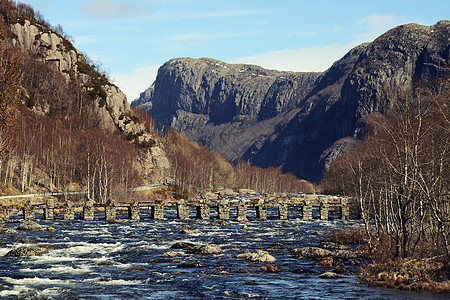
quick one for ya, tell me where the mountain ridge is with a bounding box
[134,21,449,182]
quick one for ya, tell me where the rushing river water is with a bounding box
[0,208,446,299]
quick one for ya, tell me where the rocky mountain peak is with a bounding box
[134,21,449,182]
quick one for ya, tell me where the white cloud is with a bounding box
[83,0,152,18]
[112,65,160,102]
[230,44,355,73]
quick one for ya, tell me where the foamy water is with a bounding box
[0,211,446,299]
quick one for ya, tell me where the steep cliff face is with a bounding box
[135,58,320,162]
[135,21,449,182]
[251,21,449,181]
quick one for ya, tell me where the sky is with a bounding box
[19,0,449,102]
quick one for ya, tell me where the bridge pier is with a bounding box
[152,200,164,220]
[83,205,95,220]
[24,202,35,221]
[236,200,248,222]
[320,198,329,220]
[83,198,95,220]
[44,199,55,220]
[0,205,5,221]
[64,200,75,220]
[105,205,116,221]
[278,200,288,220]
[218,200,229,220]
[177,200,189,220]
[341,198,349,220]
[128,205,140,220]
[302,200,313,220]
[196,201,210,220]
[256,199,267,220]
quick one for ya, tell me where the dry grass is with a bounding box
[360,257,450,293]
[325,226,367,245]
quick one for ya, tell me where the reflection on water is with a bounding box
[0,209,446,299]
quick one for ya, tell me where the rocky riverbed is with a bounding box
[0,210,447,299]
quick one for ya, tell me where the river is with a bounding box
[0,208,446,299]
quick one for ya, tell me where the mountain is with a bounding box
[134,57,321,162]
[0,0,170,191]
[134,21,450,182]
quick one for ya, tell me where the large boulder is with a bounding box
[5,245,56,257]
[292,247,332,259]
[237,250,277,263]
[17,221,44,231]
[170,242,196,249]
[186,244,223,255]
[319,272,346,279]
[162,251,182,258]
[0,227,18,234]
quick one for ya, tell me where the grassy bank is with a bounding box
[325,227,450,294]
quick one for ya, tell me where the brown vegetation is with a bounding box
[361,257,450,293]
[322,90,449,292]
[163,128,315,197]
[2,110,140,200]
[0,19,20,160]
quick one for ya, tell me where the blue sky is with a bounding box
[20,0,449,101]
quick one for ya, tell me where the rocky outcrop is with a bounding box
[134,58,320,163]
[135,21,449,182]
[10,20,83,79]
[8,19,170,184]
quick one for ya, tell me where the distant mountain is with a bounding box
[133,21,450,182]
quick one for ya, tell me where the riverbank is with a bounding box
[360,257,450,293]
[325,228,450,294]
[0,214,447,299]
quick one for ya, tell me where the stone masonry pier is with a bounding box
[0,193,351,222]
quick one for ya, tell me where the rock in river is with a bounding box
[170,242,196,249]
[292,247,332,259]
[179,229,203,234]
[177,262,208,268]
[17,221,44,231]
[162,251,182,258]
[319,272,347,279]
[237,250,277,263]
[186,244,223,255]
[5,245,57,257]
[16,221,55,232]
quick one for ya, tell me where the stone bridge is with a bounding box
[0,192,350,222]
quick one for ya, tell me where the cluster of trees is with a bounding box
[0,9,140,201]
[0,19,20,162]
[235,161,315,194]
[323,90,449,261]
[1,110,140,202]
[164,128,235,194]
[164,128,315,195]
